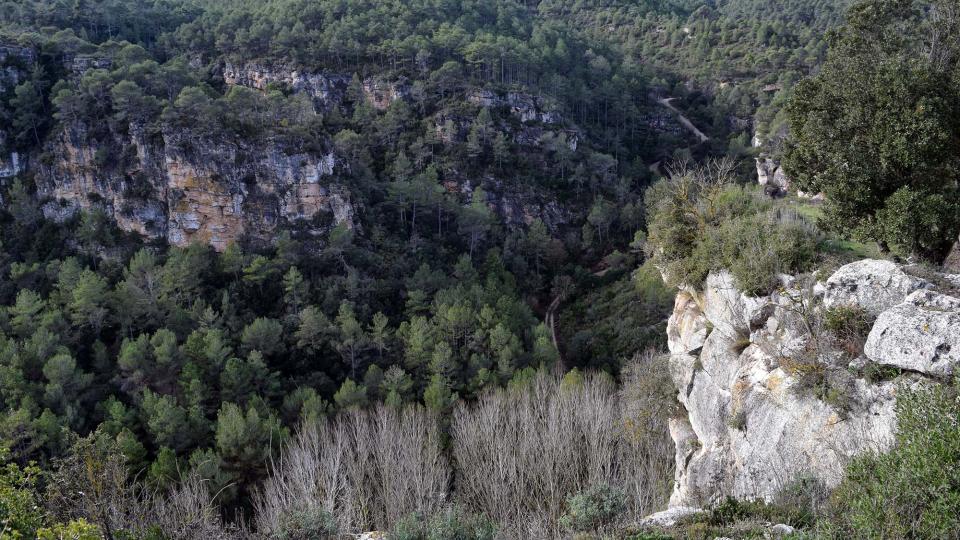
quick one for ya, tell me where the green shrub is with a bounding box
[391,506,496,540]
[37,519,102,540]
[718,210,820,295]
[708,493,816,529]
[824,382,960,538]
[559,484,627,532]
[427,506,496,540]
[274,507,338,540]
[861,362,901,383]
[875,186,960,262]
[391,512,428,540]
[727,409,747,431]
[823,305,872,358]
[645,169,820,295]
[0,447,45,538]
[773,476,829,528]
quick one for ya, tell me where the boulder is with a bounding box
[756,157,789,195]
[667,291,708,355]
[638,506,704,528]
[864,290,960,377]
[771,523,796,536]
[821,259,930,315]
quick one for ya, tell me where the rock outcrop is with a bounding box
[467,89,562,124]
[864,290,960,377]
[0,43,34,92]
[664,259,960,508]
[223,62,351,110]
[1,44,34,178]
[755,156,825,200]
[820,259,931,316]
[0,130,23,178]
[33,120,355,250]
[755,156,789,196]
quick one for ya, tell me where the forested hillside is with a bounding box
[14,0,960,538]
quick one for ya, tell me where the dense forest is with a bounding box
[2,0,960,537]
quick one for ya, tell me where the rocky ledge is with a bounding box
[664,259,960,508]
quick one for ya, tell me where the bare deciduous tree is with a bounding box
[256,364,676,539]
[451,368,675,538]
[254,406,449,535]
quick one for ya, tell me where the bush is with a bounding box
[37,519,102,540]
[645,162,820,295]
[0,447,45,538]
[876,186,960,262]
[824,382,960,538]
[391,506,496,540]
[719,210,819,295]
[274,507,338,540]
[823,305,872,358]
[559,484,628,532]
[708,493,817,529]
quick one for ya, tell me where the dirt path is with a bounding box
[545,294,565,375]
[657,97,710,143]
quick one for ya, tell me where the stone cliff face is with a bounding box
[755,156,790,196]
[34,120,355,251]
[222,62,412,112]
[17,57,579,249]
[222,62,351,111]
[467,89,563,124]
[664,259,960,507]
[0,44,35,180]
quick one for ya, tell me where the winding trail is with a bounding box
[657,97,710,143]
[545,294,565,375]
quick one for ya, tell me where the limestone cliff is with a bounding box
[34,120,355,251]
[222,62,351,111]
[664,259,960,507]
[755,156,824,200]
[0,43,34,180]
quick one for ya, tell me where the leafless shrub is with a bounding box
[45,434,141,538]
[254,405,449,536]
[661,157,739,233]
[45,433,239,539]
[450,366,675,538]
[142,474,244,539]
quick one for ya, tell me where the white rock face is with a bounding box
[661,264,944,508]
[222,62,351,109]
[865,290,960,377]
[0,151,23,178]
[756,157,789,194]
[821,259,930,315]
[667,291,708,354]
[638,506,704,528]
